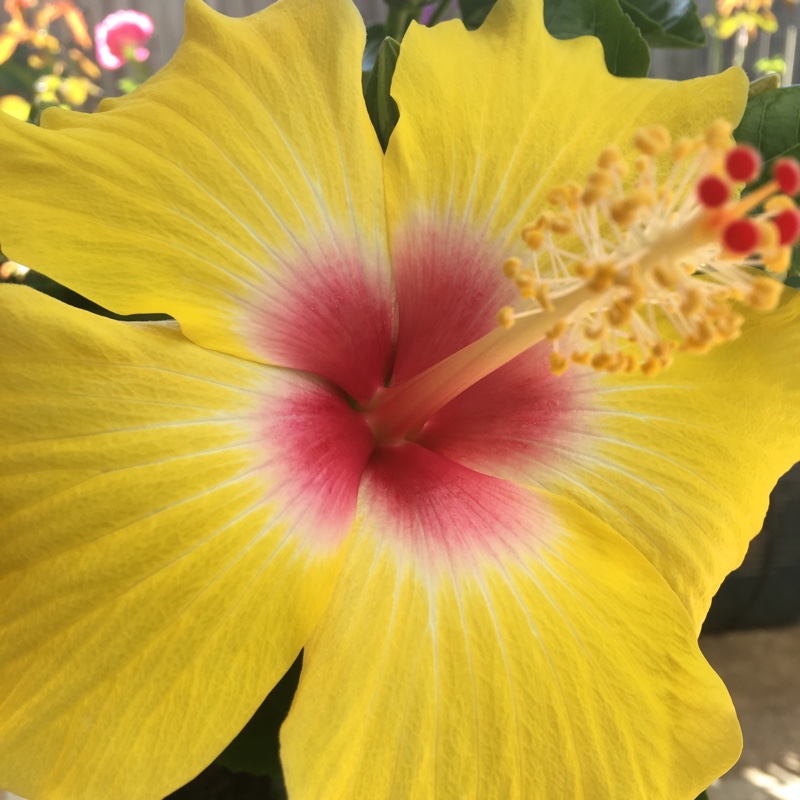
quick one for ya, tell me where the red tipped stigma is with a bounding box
[723,218,760,253]
[725,145,762,182]
[774,208,800,246]
[774,158,800,196]
[697,175,730,208]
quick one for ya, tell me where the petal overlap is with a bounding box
[0,286,368,800]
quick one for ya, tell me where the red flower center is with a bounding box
[254,222,585,567]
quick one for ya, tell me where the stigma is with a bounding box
[498,120,800,377]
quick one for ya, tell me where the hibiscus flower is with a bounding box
[1,0,799,799]
[94,9,153,70]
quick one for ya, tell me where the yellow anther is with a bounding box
[683,334,713,354]
[634,125,671,156]
[758,221,780,251]
[584,323,606,341]
[763,247,791,275]
[521,225,545,250]
[588,262,616,292]
[564,181,583,207]
[716,312,744,340]
[765,195,797,213]
[571,351,592,365]
[591,352,612,370]
[748,275,782,310]
[610,197,640,226]
[623,353,638,373]
[705,119,733,150]
[581,185,608,206]
[536,284,555,312]
[575,260,595,279]
[597,145,623,169]
[652,264,679,290]
[550,351,569,375]
[672,137,696,162]
[606,352,627,373]
[502,257,522,279]
[706,298,730,319]
[652,341,674,367]
[633,129,661,157]
[545,319,568,340]
[497,305,516,329]
[606,299,632,327]
[695,319,716,345]
[633,154,650,173]
[587,168,614,188]
[640,356,661,377]
[612,160,630,179]
[618,268,645,305]
[657,187,675,205]
[515,269,536,291]
[550,215,573,235]
[633,187,657,207]
[679,287,703,316]
[535,212,554,230]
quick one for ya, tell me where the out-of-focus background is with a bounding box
[74,0,800,81]
[1,1,800,798]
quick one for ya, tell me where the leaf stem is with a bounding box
[385,7,410,41]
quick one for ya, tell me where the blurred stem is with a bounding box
[709,30,723,74]
[427,0,451,25]
[733,25,748,68]
[386,6,410,40]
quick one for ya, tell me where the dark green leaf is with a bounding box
[734,86,800,168]
[362,23,387,72]
[543,0,650,77]
[457,0,495,28]
[363,37,401,151]
[790,247,800,281]
[694,792,710,800]
[733,86,800,280]
[619,0,705,49]
[215,653,302,778]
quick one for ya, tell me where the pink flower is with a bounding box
[94,9,154,70]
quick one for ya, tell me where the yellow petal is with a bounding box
[0,286,362,800]
[282,485,740,800]
[385,0,747,249]
[535,289,800,630]
[0,0,391,388]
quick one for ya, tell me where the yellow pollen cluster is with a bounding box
[498,120,793,377]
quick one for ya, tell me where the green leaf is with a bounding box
[457,0,495,28]
[733,86,800,279]
[619,0,706,49]
[458,0,650,77]
[363,37,401,152]
[215,653,302,778]
[543,0,651,77]
[694,792,710,800]
[362,23,387,73]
